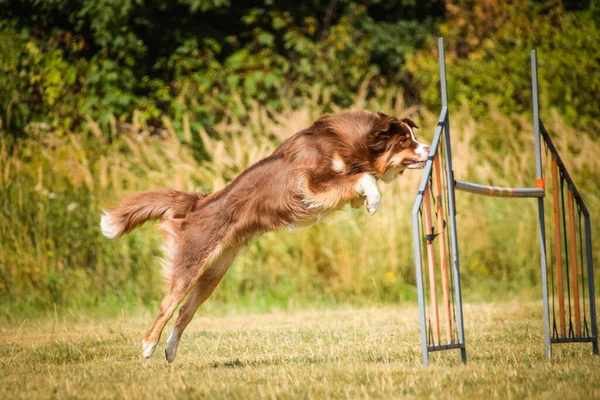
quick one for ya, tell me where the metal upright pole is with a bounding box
[412,197,429,365]
[438,37,466,364]
[584,215,599,355]
[531,49,551,358]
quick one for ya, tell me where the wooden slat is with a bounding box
[433,153,452,344]
[423,184,440,345]
[567,190,581,336]
[551,156,566,337]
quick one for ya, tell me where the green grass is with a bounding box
[1,302,599,399]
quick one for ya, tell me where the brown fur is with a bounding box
[101,110,429,362]
[105,189,204,236]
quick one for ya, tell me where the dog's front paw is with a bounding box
[354,174,380,215]
[366,193,380,215]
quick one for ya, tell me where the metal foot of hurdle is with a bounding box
[411,37,598,366]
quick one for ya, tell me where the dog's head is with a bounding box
[368,113,430,183]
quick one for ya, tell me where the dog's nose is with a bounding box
[423,145,431,154]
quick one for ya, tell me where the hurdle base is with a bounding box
[550,337,597,344]
[427,343,465,352]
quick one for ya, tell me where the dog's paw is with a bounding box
[142,340,157,359]
[165,348,177,363]
[164,328,179,363]
[354,174,380,215]
[366,193,380,215]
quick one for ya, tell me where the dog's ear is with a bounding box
[374,112,403,136]
[368,113,404,153]
[401,117,419,130]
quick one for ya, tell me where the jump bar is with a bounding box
[454,179,545,198]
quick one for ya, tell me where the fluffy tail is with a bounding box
[100,189,204,238]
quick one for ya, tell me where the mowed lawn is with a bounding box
[1,302,599,399]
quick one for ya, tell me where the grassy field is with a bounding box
[1,302,599,399]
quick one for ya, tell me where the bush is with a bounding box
[407,1,600,129]
[1,1,441,138]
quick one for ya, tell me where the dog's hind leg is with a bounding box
[164,255,235,363]
[142,283,191,359]
[165,269,232,362]
[142,243,224,359]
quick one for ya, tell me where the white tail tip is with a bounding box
[100,211,120,238]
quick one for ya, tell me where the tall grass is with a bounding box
[1,90,598,317]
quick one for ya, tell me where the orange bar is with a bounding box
[568,190,581,336]
[423,184,440,345]
[551,156,566,337]
[433,153,452,344]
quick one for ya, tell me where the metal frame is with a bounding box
[412,38,598,365]
[539,122,598,354]
[531,50,552,358]
[412,38,466,366]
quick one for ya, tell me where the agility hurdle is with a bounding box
[411,38,598,365]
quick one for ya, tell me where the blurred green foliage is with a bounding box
[409,0,600,128]
[1,0,442,136]
[2,1,597,138]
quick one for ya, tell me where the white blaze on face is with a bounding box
[407,125,429,159]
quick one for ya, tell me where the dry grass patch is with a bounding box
[1,302,599,399]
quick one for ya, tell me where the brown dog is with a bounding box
[100,110,430,362]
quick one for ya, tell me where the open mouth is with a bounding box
[403,160,427,169]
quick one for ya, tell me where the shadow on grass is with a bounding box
[209,355,329,369]
[208,351,412,369]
